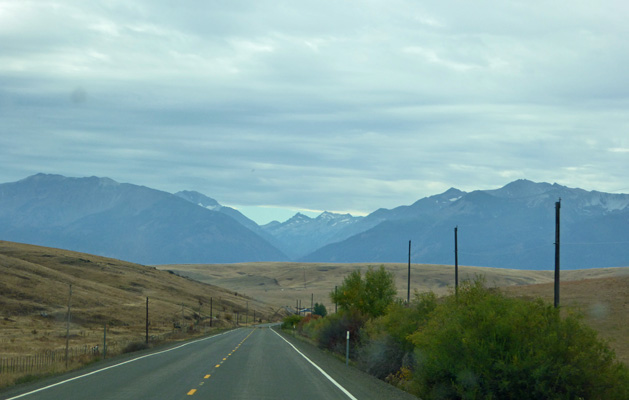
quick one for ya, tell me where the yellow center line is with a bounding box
[186,329,258,397]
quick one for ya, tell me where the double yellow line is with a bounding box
[186,329,256,396]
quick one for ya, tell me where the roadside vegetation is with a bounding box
[283,266,629,399]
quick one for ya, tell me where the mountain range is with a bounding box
[0,174,286,264]
[0,174,627,269]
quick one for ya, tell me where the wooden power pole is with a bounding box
[407,240,411,304]
[554,199,561,308]
[455,226,459,296]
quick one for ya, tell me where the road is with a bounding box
[1,327,416,400]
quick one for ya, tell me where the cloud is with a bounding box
[1,0,628,220]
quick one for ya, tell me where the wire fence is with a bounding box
[0,330,190,375]
[0,345,97,374]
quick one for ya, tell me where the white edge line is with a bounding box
[4,329,239,400]
[271,328,358,400]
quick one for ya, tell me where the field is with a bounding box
[160,262,629,365]
[0,241,279,387]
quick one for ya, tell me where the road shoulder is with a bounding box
[272,327,417,400]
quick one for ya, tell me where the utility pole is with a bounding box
[145,297,149,344]
[407,240,411,304]
[311,293,314,313]
[554,199,561,308]
[335,286,337,313]
[210,297,213,328]
[65,284,72,368]
[454,226,459,296]
[246,301,248,326]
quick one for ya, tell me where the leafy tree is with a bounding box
[313,302,327,317]
[330,265,396,318]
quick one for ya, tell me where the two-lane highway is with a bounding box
[2,327,416,399]
[0,328,354,399]
[196,327,359,399]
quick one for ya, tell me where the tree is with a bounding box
[313,302,327,317]
[330,265,396,318]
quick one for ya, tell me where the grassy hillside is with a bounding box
[0,241,282,387]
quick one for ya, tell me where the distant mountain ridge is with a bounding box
[302,179,629,269]
[260,211,363,259]
[174,190,284,251]
[0,174,287,264]
[0,174,627,269]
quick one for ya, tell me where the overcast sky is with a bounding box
[1,1,628,224]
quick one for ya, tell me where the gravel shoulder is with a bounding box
[273,326,417,400]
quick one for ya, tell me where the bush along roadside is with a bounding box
[285,273,629,400]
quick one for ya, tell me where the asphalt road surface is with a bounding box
[1,327,416,400]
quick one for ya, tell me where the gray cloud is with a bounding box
[1,1,628,221]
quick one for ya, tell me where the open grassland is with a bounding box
[0,241,281,388]
[161,262,629,365]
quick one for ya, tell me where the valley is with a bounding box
[161,262,629,365]
[1,239,627,390]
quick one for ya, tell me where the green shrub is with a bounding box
[299,314,325,339]
[358,334,407,379]
[408,278,629,400]
[317,310,366,357]
[359,292,437,379]
[367,292,438,351]
[281,314,303,330]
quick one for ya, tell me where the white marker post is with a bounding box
[345,331,350,366]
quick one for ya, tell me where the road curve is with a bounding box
[1,327,416,400]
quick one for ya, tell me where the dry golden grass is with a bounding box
[161,262,629,365]
[0,241,281,387]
